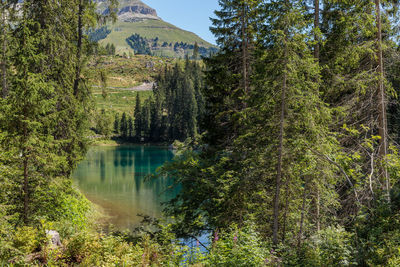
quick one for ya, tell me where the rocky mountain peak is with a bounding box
[97,0,161,22]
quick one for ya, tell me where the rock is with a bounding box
[146,61,155,69]
[99,1,161,22]
[46,230,61,247]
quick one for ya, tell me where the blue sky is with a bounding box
[143,0,220,44]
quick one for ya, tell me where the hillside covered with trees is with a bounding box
[112,59,204,143]
[2,0,400,266]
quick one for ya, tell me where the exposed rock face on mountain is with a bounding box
[117,4,160,22]
[97,0,160,22]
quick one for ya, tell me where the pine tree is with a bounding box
[110,43,116,55]
[182,76,198,139]
[317,0,399,212]
[73,0,118,97]
[204,0,261,148]
[0,1,9,98]
[141,100,151,141]
[96,109,113,138]
[134,92,142,140]
[210,0,260,100]
[128,116,133,139]
[258,0,335,246]
[114,113,120,134]
[193,42,199,60]
[0,3,60,223]
[120,112,128,138]
[150,95,163,141]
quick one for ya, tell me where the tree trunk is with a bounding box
[375,0,390,203]
[273,43,287,246]
[316,188,320,232]
[314,0,320,60]
[241,4,248,99]
[22,122,29,224]
[297,179,308,248]
[23,154,29,224]
[1,4,7,98]
[281,178,290,243]
[73,1,83,97]
[314,0,321,231]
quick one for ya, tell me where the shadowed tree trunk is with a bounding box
[241,3,248,97]
[375,0,390,203]
[281,177,290,243]
[297,178,308,248]
[314,0,320,60]
[314,0,320,232]
[273,42,287,246]
[1,3,7,98]
[73,0,83,97]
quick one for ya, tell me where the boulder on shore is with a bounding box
[45,230,61,247]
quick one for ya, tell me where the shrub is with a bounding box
[295,226,354,266]
[200,225,271,266]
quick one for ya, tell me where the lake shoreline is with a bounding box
[91,138,171,148]
[73,145,177,230]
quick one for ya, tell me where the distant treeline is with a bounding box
[111,59,204,142]
[125,33,218,57]
[88,27,111,42]
[126,33,152,55]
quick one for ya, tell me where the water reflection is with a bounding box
[73,145,179,230]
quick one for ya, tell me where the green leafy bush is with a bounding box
[13,226,41,255]
[287,226,354,266]
[199,225,271,267]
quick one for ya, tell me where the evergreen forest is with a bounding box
[2,0,400,266]
[112,59,204,143]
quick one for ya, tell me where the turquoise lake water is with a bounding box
[72,145,178,230]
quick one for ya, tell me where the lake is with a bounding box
[72,145,178,230]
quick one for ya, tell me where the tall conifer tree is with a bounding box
[134,92,142,140]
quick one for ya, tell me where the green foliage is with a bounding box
[12,226,41,255]
[41,222,191,266]
[113,60,204,143]
[88,27,111,42]
[87,55,176,89]
[94,109,114,138]
[353,192,400,266]
[126,33,152,55]
[154,0,400,265]
[104,42,116,56]
[302,226,354,266]
[134,92,142,140]
[204,225,271,267]
[2,0,400,266]
[0,207,14,261]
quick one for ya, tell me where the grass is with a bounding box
[87,54,189,117]
[88,55,176,88]
[92,87,153,116]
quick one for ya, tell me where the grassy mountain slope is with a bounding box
[94,0,216,57]
[100,20,213,56]
[88,55,177,114]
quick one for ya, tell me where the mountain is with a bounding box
[92,0,217,58]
